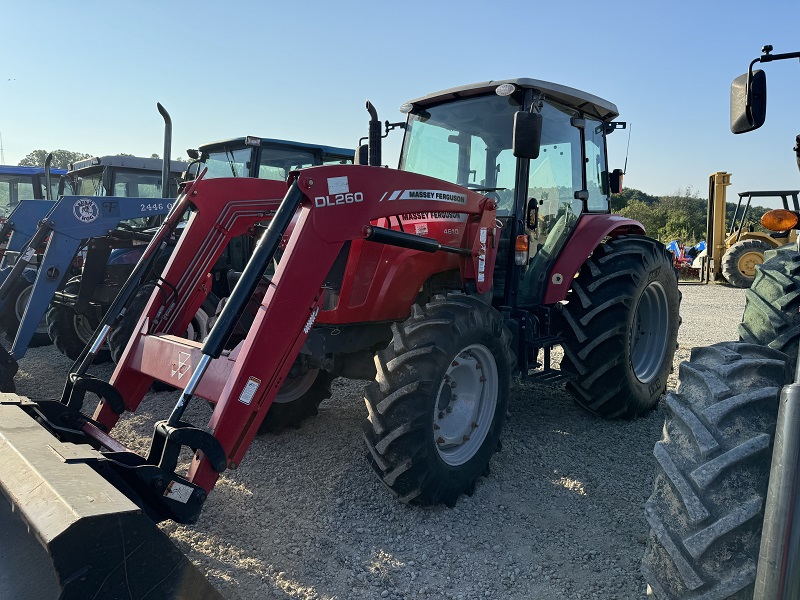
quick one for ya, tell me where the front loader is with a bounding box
[0,78,680,597]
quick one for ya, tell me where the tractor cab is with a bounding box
[62,155,186,199]
[0,165,66,217]
[193,136,353,180]
[398,79,623,307]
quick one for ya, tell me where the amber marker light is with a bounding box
[761,209,799,231]
[515,235,529,265]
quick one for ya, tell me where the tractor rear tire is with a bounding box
[362,292,513,507]
[46,279,111,363]
[559,235,680,418]
[257,368,335,435]
[739,244,800,373]
[641,342,788,599]
[0,278,51,348]
[0,345,18,392]
[722,239,773,288]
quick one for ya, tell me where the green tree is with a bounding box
[18,149,92,169]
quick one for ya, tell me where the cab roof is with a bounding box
[0,165,67,175]
[405,78,619,121]
[197,137,353,158]
[69,155,187,173]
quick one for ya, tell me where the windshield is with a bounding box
[62,168,176,198]
[400,94,520,215]
[112,170,169,198]
[203,147,252,178]
[0,173,37,217]
[258,146,316,180]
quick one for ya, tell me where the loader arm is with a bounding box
[0,196,173,359]
[0,199,55,263]
[97,166,496,493]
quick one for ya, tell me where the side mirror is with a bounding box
[526,197,538,230]
[355,144,369,166]
[730,70,767,134]
[513,111,542,159]
[608,169,624,194]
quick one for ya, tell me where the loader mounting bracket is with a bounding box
[62,372,125,415]
[102,449,210,524]
[147,419,228,474]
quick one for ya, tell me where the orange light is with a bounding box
[761,209,799,232]
[515,235,529,266]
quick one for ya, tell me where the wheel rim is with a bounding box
[274,368,319,404]
[16,285,48,335]
[630,281,670,383]
[73,313,98,345]
[433,344,498,466]
[737,250,764,278]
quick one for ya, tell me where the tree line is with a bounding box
[17,150,161,169]
[611,187,772,246]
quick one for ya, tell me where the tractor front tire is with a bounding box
[363,293,513,507]
[560,235,680,418]
[722,239,773,288]
[739,244,800,373]
[108,283,218,364]
[0,278,51,347]
[258,368,335,435]
[641,342,787,599]
[46,279,110,363]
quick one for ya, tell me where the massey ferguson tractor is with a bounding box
[0,78,679,599]
[642,46,800,599]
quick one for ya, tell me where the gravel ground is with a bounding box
[12,282,747,600]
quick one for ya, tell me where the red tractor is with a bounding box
[0,79,680,598]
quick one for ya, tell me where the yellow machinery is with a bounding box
[701,171,799,286]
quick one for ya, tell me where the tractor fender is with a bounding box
[541,214,645,304]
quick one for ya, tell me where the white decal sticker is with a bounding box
[314,192,364,208]
[414,223,429,237]
[400,211,468,223]
[386,189,467,205]
[478,228,487,283]
[171,352,192,379]
[164,480,193,504]
[20,247,35,262]
[327,176,350,194]
[238,376,261,406]
[303,306,320,334]
[73,198,99,223]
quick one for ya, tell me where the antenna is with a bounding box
[623,123,632,175]
[0,131,5,164]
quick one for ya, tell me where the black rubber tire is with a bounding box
[257,368,335,435]
[108,283,218,364]
[722,239,773,288]
[559,235,681,418]
[739,244,800,373]
[0,345,18,392]
[641,342,789,599]
[0,278,51,347]
[362,292,513,507]
[108,283,159,364]
[46,279,111,363]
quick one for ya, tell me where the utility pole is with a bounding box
[0,131,5,164]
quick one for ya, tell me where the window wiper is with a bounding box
[463,183,507,192]
[225,149,237,177]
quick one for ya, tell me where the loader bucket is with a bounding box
[0,399,223,600]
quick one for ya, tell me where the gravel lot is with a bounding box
[13,282,747,600]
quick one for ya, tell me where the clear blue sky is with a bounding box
[1,0,798,204]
